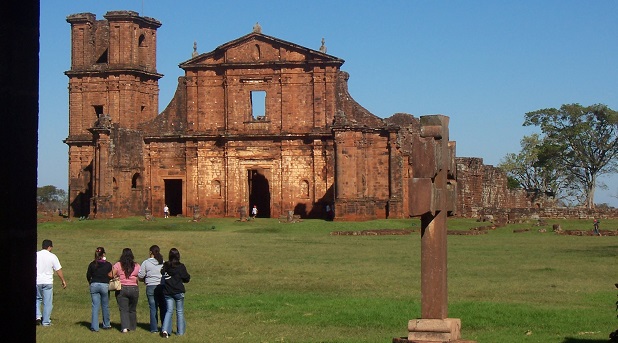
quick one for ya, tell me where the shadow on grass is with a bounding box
[77,321,90,330]
[562,245,618,258]
[77,320,120,331]
[237,227,282,233]
[78,320,146,333]
[561,337,610,343]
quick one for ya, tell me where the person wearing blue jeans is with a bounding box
[163,293,186,336]
[86,247,112,331]
[146,285,166,332]
[89,283,111,330]
[138,245,166,333]
[36,239,67,326]
[160,248,191,337]
[35,284,54,325]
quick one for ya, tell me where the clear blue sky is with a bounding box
[39,0,618,206]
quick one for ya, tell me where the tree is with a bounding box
[506,176,520,189]
[499,133,569,201]
[37,185,67,210]
[523,103,618,208]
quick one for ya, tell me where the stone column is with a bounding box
[89,117,113,218]
[185,141,199,218]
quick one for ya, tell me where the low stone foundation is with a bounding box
[392,317,476,343]
[393,338,476,343]
[330,229,415,236]
[558,230,618,236]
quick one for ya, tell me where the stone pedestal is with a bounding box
[408,318,460,341]
[393,338,476,343]
[144,208,153,221]
[392,317,475,343]
[192,205,201,221]
[239,206,248,221]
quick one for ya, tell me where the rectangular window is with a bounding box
[250,90,266,120]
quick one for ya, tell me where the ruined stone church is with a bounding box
[65,10,460,220]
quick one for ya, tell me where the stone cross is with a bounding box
[394,115,473,342]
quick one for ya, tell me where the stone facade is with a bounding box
[64,11,451,220]
[455,157,554,218]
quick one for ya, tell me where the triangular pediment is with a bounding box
[179,32,344,69]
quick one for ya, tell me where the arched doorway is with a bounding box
[248,169,270,218]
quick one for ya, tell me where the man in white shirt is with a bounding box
[36,239,67,326]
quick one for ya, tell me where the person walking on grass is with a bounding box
[138,245,166,333]
[593,219,601,236]
[111,248,141,333]
[36,239,67,326]
[86,247,112,332]
[161,248,191,337]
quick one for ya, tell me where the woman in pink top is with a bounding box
[110,248,140,333]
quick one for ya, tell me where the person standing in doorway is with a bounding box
[251,205,258,219]
[164,204,170,218]
[325,203,334,221]
[36,239,67,326]
[161,248,191,337]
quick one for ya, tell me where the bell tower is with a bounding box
[64,11,162,218]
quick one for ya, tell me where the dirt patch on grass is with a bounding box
[37,212,67,224]
[557,230,618,236]
[330,229,415,236]
[330,227,494,236]
[447,229,489,235]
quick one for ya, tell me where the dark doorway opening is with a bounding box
[164,179,183,216]
[248,169,270,218]
[71,163,93,218]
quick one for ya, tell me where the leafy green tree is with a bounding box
[499,133,568,199]
[506,176,520,190]
[37,185,67,210]
[523,103,618,208]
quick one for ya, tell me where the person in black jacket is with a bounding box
[160,248,190,337]
[86,247,113,332]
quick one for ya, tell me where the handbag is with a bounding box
[109,277,121,291]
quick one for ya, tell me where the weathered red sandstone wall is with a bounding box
[455,157,484,217]
[65,12,448,221]
[144,34,341,218]
[109,128,145,216]
[456,157,534,218]
[480,207,618,221]
[334,130,393,220]
[65,11,162,218]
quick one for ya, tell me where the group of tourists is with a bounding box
[36,240,191,337]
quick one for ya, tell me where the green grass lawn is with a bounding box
[36,216,618,342]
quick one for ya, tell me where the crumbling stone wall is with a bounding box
[65,11,162,218]
[456,157,533,217]
[481,207,618,221]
